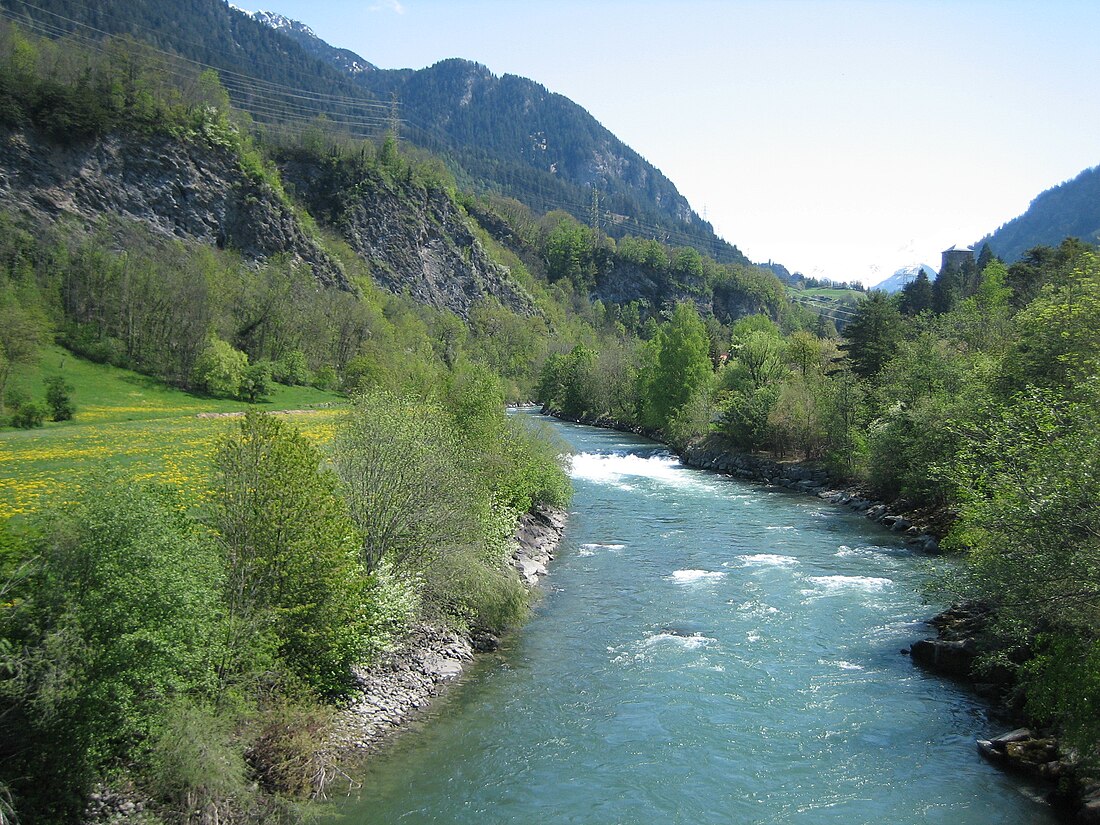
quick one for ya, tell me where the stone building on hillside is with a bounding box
[940,244,975,277]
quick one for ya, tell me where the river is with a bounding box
[330,414,1058,824]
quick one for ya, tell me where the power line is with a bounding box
[0,0,396,118]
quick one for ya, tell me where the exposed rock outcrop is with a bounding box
[0,127,348,287]
[278,159,536,319]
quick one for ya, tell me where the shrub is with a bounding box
[191,336,248,398]
[44,376,75,421]
[273,350,310,386]
[239,361,273,403]
[11,400,45,429]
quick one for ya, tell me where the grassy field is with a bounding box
[1,346,348,520]
[795,287,865,305]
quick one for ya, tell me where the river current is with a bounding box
[331,414,1057,824]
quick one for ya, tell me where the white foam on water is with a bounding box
[737,553,799,568]
[819,658,866,671]
[836,544,903,559]
[578,543,625,557]
[765,525,797,531]
[644,632,715,650]
[668,569,727,584]
[735,600,780,618]
[569,451,699,490]
[802,575,894,594]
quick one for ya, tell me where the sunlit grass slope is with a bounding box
[1,346,347,519]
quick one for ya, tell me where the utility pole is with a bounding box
[590,187,601,247]
[388,91,400,140]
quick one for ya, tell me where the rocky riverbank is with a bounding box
[909,603,1100,823]
[679,435,946,551]
[330,504,568,758]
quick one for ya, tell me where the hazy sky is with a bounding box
[246,0,1100,285]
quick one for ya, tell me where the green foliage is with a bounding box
[841,291,905,378]
[1019,634,1100,763]
[43,376,75,421]
[9,398,44,429]
[240,360,274,403]
[1,479,223,822]
[148,699,253,821]
[719,383,779,451]
[333,391,487,571]
[642,302,713,430]
[731,327,786,389]
[273,349,310,386]
[191,335,249,398]
[899,271,933,316]
[768,372,828,459]
[212,410,369,698]
[999,251,1100,395]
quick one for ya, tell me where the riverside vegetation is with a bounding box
[0,14,1097,824]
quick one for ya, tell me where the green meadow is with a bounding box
[1,346,347,519]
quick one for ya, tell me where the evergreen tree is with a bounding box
[841,291,905,378]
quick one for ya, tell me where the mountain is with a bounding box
[872,264,936,294]
[0,0,753,266]
[978,165,1100,262]
[234,6,376,74]
[237,6,749,265]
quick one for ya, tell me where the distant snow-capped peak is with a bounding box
[872,263,936,293]
[248,9,317,38]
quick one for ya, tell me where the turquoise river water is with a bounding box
[331,414,1058,824]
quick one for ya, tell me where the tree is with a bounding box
[191,335,247,398]
[643,302,713,428]
[841,291,905,378]
[272,349,310,385]
[899,271,933,316]
[238,361,273,403]
[732,329,786,388]
[44,375,75,421]
[0,286,46,415]
[332,391,482,572]
[768,372,827,459]
[944,386,1100,758]
[2,480,223,821]
[999,251,1100,395]
[212,410,368,697]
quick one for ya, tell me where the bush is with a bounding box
[10,400,45,429]
[44,376,75,421]
[239,361,273,403]
[311,364,338,392]
[273,350,310,386]
[191,336,248,398]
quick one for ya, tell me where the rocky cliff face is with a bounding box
[594,260,768,323]
[0,127,348,288]
[279,161,535,319]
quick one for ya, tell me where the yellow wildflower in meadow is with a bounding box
[1,407,346,520]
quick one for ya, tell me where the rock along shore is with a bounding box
[330,503,568,759]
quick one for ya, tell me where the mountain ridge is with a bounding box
[978,164,1100,262]
[233,4,752,265]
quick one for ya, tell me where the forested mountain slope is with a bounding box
[979,164,1100,262]
[0,0,750,266]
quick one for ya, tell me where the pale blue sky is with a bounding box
[243,0,1100,284]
